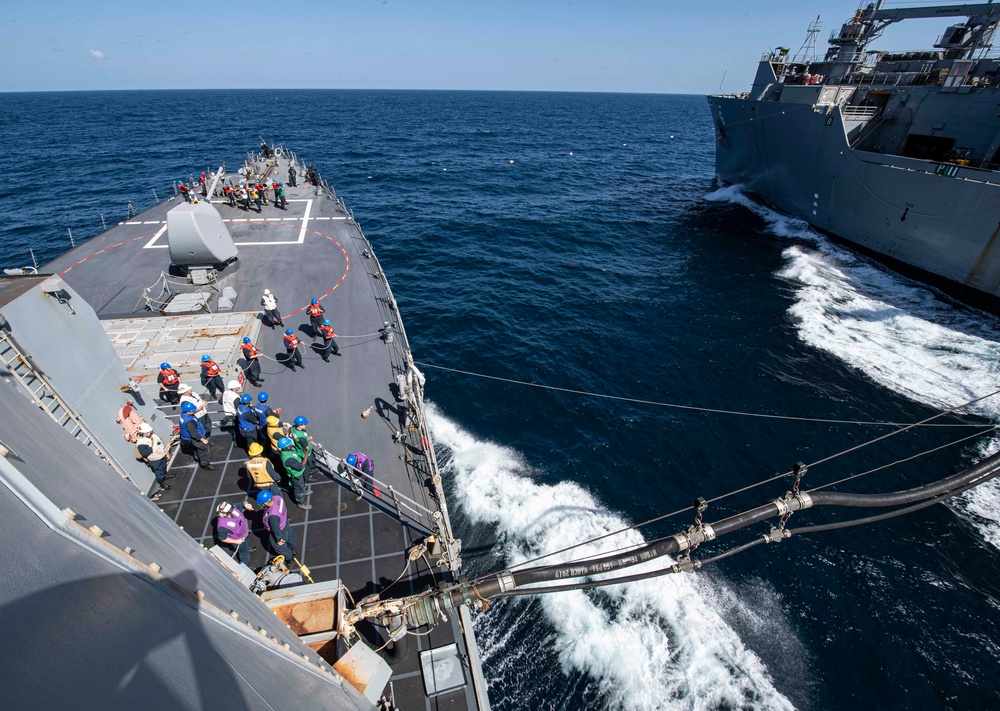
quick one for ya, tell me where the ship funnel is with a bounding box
[166,200,238,269]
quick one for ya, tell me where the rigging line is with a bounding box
[414,361,993,428]
[809,426,999,493]
[478,390,1000,583]
[805,387,1000,469]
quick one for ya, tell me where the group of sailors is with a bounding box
[151,329,374,568]
[221,178,288,212]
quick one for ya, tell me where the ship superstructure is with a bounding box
[708,1,1000,304]
[1,145,489,710]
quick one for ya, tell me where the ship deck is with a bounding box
[44,151,484,710]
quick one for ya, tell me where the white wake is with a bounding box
[706,184,1000,546]
[428,404,795,710]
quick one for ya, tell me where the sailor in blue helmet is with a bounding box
[290,415,319,483]
[276,181,287,210]
[178,180,191,202]
[315,318,340,361]
[179,401,217,469]
[277,436,312,509]
[253,392,281,441]
[282,328,304,371]
[343,451,374,478]
[257,490,297,561]
[240,336,264,386]
[200,354,225,401]
[305,297,325,338]
[236,393,261,449]
[156,362,181,404]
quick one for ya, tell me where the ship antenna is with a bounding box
[718,70,727,93]
[792,15,822,63]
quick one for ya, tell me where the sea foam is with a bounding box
[706,184,1000,546]
[428,404,794,710]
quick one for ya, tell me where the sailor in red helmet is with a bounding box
[283,329,303,371]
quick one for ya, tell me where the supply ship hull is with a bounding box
[708,1,1000,306]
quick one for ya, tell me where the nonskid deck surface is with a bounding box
[45,154,479,709]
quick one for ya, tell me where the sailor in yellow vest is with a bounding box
[244,442,280,502]
[266,415,288,452]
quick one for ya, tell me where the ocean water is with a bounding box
[3,89,1000,709]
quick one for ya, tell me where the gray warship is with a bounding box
[1,144,490,710]
[707,1,1000,304]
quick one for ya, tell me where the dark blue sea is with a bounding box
[4,89,1000,710]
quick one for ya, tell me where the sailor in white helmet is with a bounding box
[135,422,171,499]
[260,288,283,329]
[221,380,242,435]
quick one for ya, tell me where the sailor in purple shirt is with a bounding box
[257,490,296,561]
[216,501,251,564]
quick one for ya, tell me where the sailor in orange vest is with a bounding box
[316,319,340,361]
[157,362,181,404]
[200,354,225,400]
[240,336,264,386]
[283,329,304,371]
[305,298,326,337]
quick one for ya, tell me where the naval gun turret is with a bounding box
[166,198,238,282]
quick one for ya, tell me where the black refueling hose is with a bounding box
[462,450,1000,602]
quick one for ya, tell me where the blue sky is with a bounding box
[1,1,966,93]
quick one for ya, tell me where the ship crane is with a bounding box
[828,1,1000,68]
[339,450,1000,648]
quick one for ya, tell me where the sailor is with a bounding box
[258,490,297,560]
[288,164,297,187]
[346,452,374,477]
[215,501,251,564]
[238,184,250,210]
[255,179,268,205]
[271,179,280,205]
[157,362,181,404]
[261,288,283,328]
[178,180,190,202]
[179,401,217,470]
[244,442,280,500]
[178,382,212,438]
[266,415,288,452]
[283,329,304,371]
[199,171,207,196]
[315,319,340,361]
[290,415,319,482]
[241,336,264,386]
[223,181,236,207]
[250,185,262,213]
[199,354,225,401]
[135,422,170,492]
[254,391,281,420]
[277,436,312,509]
[306,298,325,337]
[276,182,287,210]
[221,380,242,433]
[236,393,261,449]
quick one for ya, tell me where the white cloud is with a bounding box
[88,49,106,61]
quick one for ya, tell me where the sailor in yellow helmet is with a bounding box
[266,415,287,452]
[244,441,280,505]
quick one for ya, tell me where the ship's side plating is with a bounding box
[708,1,1000,300]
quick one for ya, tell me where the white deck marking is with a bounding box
[297,198,313,244]
[142,224,170,250]
[143,221,160,224]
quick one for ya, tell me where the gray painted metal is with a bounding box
[708,2,1000,301]
[29,144,489,710]
[167,200,239,267]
